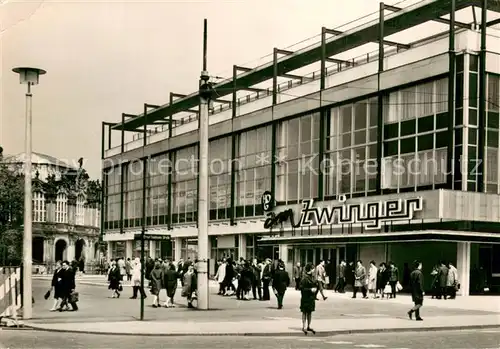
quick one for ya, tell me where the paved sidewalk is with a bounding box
[25,314,500,336]
[19,278,500,336]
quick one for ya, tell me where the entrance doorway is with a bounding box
[75,239,86,261]
[55,239,67,262]
[32,237,44,264]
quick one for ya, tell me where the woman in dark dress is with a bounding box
[239,261,254,300]
[150,261,163,308]
[272,261,290,309]
[108,260,122,298]
[50,261,64,311]
[299,263,318,335]
[164,263,178,307]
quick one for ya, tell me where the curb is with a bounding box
[23,323,500,337]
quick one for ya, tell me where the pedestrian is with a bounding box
[215,259,226,295]
[108,260,122,298]
[314,260,328,301]
[447,262,458,299]
[182,264,197,308]
[163,263,178,308]
[49,261,64,311]
[407,260,424,321]
[125,258,133,282]
[335,260,346,293]
[223,258,236,296]
[272,261,290,309]
[437,261,449,299]
[368,260,378,298]
[299,263,317,335]
[150,261,163,308]
[59,260,78,311]
[388,261,399,299]
[117,257,126,281]
[239,261,253,300]
[293,262,302,291]
[262,258,272,300]
[251,258,262,300]
[353,260,367,299]
[376,262,388,299]
[130,258,147,299]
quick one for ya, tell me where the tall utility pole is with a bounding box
[12,67,46,320]
[197,18,212,310]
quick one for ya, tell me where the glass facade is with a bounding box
[148,154,169,225]
[235,126,272,217]
[124,160,143,228]
[382,78,448,191]
[172,145,198,224]
[486,73,500,193]
[209,137,231,220]
[326,99,378,198]
[103,63,500,230]
[276,113,320,203]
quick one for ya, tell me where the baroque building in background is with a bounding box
[4,152,102,272]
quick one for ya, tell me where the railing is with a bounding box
[33,262,107,275]
[129,44,407,144]
[0,266,21,323]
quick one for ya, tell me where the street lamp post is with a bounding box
[12,67,46,320]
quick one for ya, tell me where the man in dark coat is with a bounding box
[251,258,262,300]
[437,261,449,300]
[408,260,424,321]
[60,260,78,311]
[293,262,302,290]
[335,260,346,293]
[272,261,290,309]
[262,259,273,300]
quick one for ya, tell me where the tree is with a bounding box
[0,157,24,265]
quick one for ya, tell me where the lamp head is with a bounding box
[12,67,46,85]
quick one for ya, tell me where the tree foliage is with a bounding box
[0,160,24,265]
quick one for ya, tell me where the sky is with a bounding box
[0,0,462,179]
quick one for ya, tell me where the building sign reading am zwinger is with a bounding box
[262,193,423,231]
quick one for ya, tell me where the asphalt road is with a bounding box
[1,329,499,349]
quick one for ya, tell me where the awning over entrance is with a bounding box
[258,230,500,245]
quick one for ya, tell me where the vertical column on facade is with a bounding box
[174,237,182,262]
[101,122,105,160]
[462,54,471,191]
[446,0,457,189]
[108,124,112,150]
[107,241,113,262]
[318,28,327,200]
[375,2,385,195]
[456,242,471,296]
[141,106,148,261]
[168,93,174,139]
[149,241,156,259]
[278,244,288,265]
[271,49,279,198]
[126,240,133,260]
[120,113,126,234]
[238,234,246,260]
[477,0,487,192]
[230,66,241,225]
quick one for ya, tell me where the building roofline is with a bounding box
[112,0,499,132]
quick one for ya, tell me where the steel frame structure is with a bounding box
[100,0,500,235]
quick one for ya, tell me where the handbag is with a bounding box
[44,290,51,300]
[383,284,392,294]
[325,276,330,285]
[70,291,79,303]
[396,281,403,292]
[118,284,123,292]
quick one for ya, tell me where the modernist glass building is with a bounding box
[101,0,500,295]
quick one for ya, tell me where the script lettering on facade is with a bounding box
[263,197,423,230]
